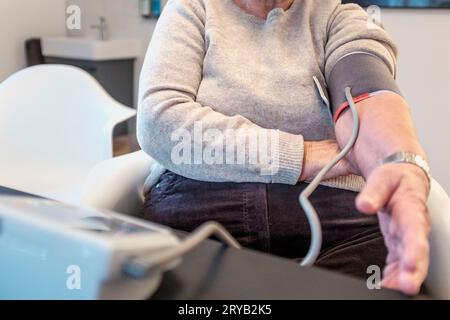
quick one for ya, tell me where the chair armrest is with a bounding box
[81,150,164,216]
[425,179,450,299]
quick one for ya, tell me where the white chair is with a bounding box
[426,180,450,299]
[0,65,136,205]
[82,150,450,299]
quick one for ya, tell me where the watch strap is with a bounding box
[382,152,431,183]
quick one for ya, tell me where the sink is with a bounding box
[42,37,142,61]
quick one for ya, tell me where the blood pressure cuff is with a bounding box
[327,53,403,120]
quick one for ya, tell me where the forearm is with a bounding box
[137,98,304,185]
[325,4,430,295]
[334,92,427,178]
[300,140,355,182]
[339,92,432,296]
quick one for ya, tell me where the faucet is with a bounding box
[91,17,108,41]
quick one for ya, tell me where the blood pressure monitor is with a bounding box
[0,195,180,300]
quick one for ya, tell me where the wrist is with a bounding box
[382,151,431,189]
[300,141,314,181]
[300,140,333,181]
[363,149,427,178]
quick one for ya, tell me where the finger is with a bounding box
[401,225,429,273]
[381,277,397,290]
[382,265,400,291]
[385,248,399,268]
[391,199,430,295]
[385,242,426,296]
[383,261,399,279]
[356,166,398,214]
[392,198,430,270]
[377,211,401,256]
[398,270,424,296]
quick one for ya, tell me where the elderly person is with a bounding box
[137,0,430,295]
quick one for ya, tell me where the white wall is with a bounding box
[0,0,67,82]
[382,9,450,192]
[66,0,157,105]
[103,0,157,106]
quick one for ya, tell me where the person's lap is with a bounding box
[142,171,387,279]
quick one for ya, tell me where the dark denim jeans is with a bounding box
[143,171,387,279]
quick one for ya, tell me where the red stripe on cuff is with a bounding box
[333,92,371,123]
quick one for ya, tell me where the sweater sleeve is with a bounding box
[324,3,400,113]
[137,0,304,185]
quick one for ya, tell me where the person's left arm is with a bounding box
[325,3,431,295]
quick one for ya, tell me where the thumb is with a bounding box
[356,166,397,214]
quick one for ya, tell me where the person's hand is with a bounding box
[300,140,358,182]
[356,163,431,295]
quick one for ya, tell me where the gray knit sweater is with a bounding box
[137,0,398,192]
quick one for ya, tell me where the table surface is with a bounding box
[0,186,410,300]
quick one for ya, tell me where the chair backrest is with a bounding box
[425,179,450,299]
[0,64,136,203]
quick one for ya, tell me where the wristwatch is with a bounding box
[382,152,432,183]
